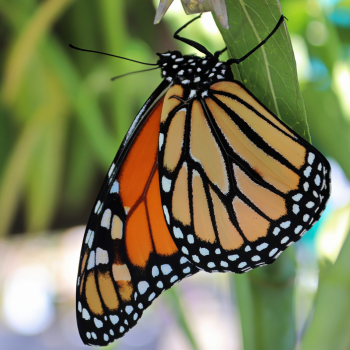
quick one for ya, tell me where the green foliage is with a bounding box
[0,0,161,235]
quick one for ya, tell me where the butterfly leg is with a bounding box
[214,47,228,58]
[173,14,213,57]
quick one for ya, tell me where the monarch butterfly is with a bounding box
[75,15,331,346]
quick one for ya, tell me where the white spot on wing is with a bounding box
[228,254,239,261]
[257,243,268,251]
[163,205,170,224]
[87,251,95,270]
[94,318,103,328]
[82,309,90,320]
[182,246,189,255]
[159,133,164,150]
[152,266,159,277]
[192,255,200,263]
[183,266,191,273]
[96,248,109,265]
[173,226,184,238]
[315,175,321,186]
[308,153,315,165]
[85,230,94,248]
[161,264,172,275]
[95,200,102,214]
[108,163,115,178]
[162,176,172,192]
[273,227,280,236]
[281,236,289,244]
[280,221,291,229]
[199,247,209,256]
[125,306,133,314]
[180,257,188,264]
[189,90,196,99]
[293,204,300,214]
[292,193,303,201]
[110,181,119,194]
[294,225,303,234]
[110,315,119,324]
[101,209,112,229]
[269,248,278,257]
[187,235,194,244]
[138,281,149,294]
[170,275,178,283]
[304,166,312,178]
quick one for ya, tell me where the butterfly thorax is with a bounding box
[157,51,233,89]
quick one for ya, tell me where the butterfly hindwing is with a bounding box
[158,81,331,273]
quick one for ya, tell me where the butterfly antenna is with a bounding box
[111,67,160,81]
[227,15,287,65]
[69,44,158,66]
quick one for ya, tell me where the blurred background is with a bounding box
[1,0,350,349]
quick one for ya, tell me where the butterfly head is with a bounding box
[157,50,233,88]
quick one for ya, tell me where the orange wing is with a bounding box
[158,82,331,273]
[76,86,198,346]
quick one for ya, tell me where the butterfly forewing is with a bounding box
[76,83,198,346]
[158,81,331,273]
